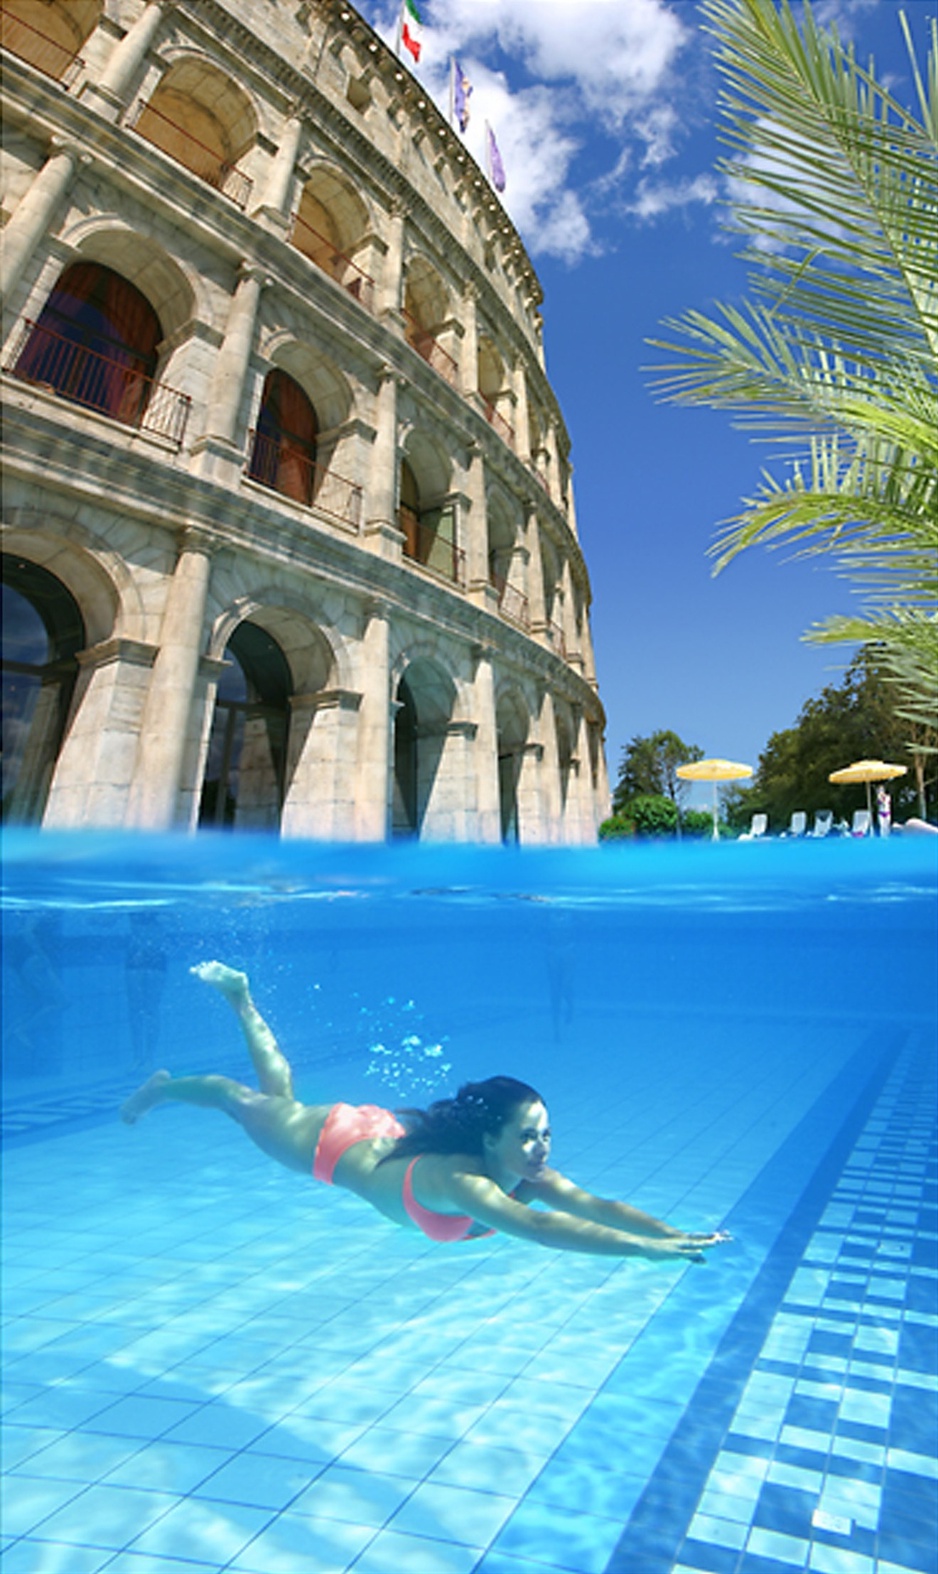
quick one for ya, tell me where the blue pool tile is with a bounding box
[290,1464,414,1528]
[82,1394,202,1440]
[429,1440,544,1496]
[95,1555,226,1573]
[875,1530,938,1572]
[676,1537,740,1572]
[388,1480,515,1545]
[752,1483,818,1538]
[226,1510,375,1573]
[102,1439,230,1492]
[492,1498,625,1574]
[785,1395,841,1432]
[0,1474,88,1538]
[124,1497,274,1564]
[26,1483,176,1550]
[159,1402,271,1451]
[526,1458,646,1521]
[0,1540,117,1572]
[191,1448,320,1510]
[11,1430,143,1483]
[349,1527,483,1574]
[338,1424,454,1479]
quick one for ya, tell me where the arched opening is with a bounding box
[13,261,163,430]
[391,659,455,839]
[488,495,527,627]
[199,621,292,831]
[132,59,256,208]
[403,257,456,386]
[555,704,575,815]
[0,0,99,81]
[291,172,374,309]
[496,692,529,844]
[1,554,85,824]
[398,459,461,584]
[478,337,514,446]
[247,369,319,506]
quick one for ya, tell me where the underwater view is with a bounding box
[2,832,937,1574]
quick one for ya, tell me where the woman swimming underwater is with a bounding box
[122,961,729,1261]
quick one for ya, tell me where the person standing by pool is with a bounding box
[122,961,729,1262]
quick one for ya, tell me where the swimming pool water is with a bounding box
[2,833,936,1574]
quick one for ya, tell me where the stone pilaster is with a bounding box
[460,283,479,398]
[363,367,402,552]
[471,645,501,843]
[42,638,158,829]
[281,688,363,839]
[353,599,392,839]
[1,143,85,307]
[191,263,267,477]
[379,201,405,320]
[125,530,214,829]
[251,111,303,229]
[81,0,173,119]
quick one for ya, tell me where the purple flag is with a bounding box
[485,121,506,193]
[452,57,471,133]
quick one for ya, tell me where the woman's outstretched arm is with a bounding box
[442,1169,723,1261]
[523,1169,725,1243]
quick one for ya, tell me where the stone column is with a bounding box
[1,143,84,306]
[379,201,405,320]
[512,358,531,462]
[538,689,564,844]
[463,442,492,603]
[354,599,392,840]
[471,645,501,843]
[82,0,173,118]
[192,263,267,474]
[460,283,479,399]
[42,638,158,829]
[251,111,303,227]
[516,740,546,845]
[125,529,214,829]
[363,367,402,553]
[523,499,547,633]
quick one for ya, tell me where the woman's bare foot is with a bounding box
[190,961,250,1005]
[121,1069,171,1124]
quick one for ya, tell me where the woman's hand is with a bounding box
[636,1230,731,1263]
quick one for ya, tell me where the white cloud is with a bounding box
[361,0,703,261]
[627,173,720,222]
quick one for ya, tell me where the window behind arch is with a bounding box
[14,261,162,427]
[248,371,319,506]
[199,621,292,831]
[1,555,85,824]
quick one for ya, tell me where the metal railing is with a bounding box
[130,99,253,209]
[290,214,375,313]
[246,431,363,530]
[490,570,529,629]
[1,10,83,81]
[402,310,459,388]
[528,463,551,495]
[481,397,514,448]
[399,505,465,585]
[546,619,567,659]
[5,318,191,447]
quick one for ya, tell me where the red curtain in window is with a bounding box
[15,262,161,425]
[248,371,318,504]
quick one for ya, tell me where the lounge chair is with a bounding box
[809,809,833,838]
[851,808,872,837]
[782,811,807,838]
[739,812,768,841]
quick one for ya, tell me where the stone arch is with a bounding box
[495,685,530,843]
[208,595,340,696]
[391,652,458,839]
[63,224,198,341]
[0,518,126,647]
[403,253,449,334]
[133,54,258,205]
[553,695,576,814]
[399,430,459,581]
[261,333,353,433]
[291,163,373,304]
[1,0,101,80]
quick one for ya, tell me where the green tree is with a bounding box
[650,0,937,741]
[612,730,704,813]
[724,650,933,827]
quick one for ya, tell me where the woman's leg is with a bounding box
[190,960,295,1098]
[120,1069,330,1175]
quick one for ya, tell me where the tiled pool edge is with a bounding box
[600,1027,936,1574]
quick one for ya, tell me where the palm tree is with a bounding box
[650,0,937,748]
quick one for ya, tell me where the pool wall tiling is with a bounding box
[1,835,936,1574]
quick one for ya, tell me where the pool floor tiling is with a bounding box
[2,1025,936,1574]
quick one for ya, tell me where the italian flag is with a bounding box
[400,0,423,63]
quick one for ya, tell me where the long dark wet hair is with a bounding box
[381,1076,543,1163]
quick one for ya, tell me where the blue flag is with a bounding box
[485,122,506,193]
[451,57,471,133]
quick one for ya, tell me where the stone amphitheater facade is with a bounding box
[1,0,609,841]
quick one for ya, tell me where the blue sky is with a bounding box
[357,0,927,792]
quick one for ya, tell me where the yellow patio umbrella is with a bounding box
[676,758,753,841]
[828,759,908,822]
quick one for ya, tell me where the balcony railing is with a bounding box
[1,10,84,82]
[290,214,375,313]
[402,311,459,389]
[399,505,465,586]
[130,99,253,209]
[490,571,529,630]
[6,318,191,447]
[247,432,363,530]
[528,464,551,495]
[482,397,514,448]
[546,619,567,659]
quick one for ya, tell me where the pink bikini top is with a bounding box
[402,1158,495,1243]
